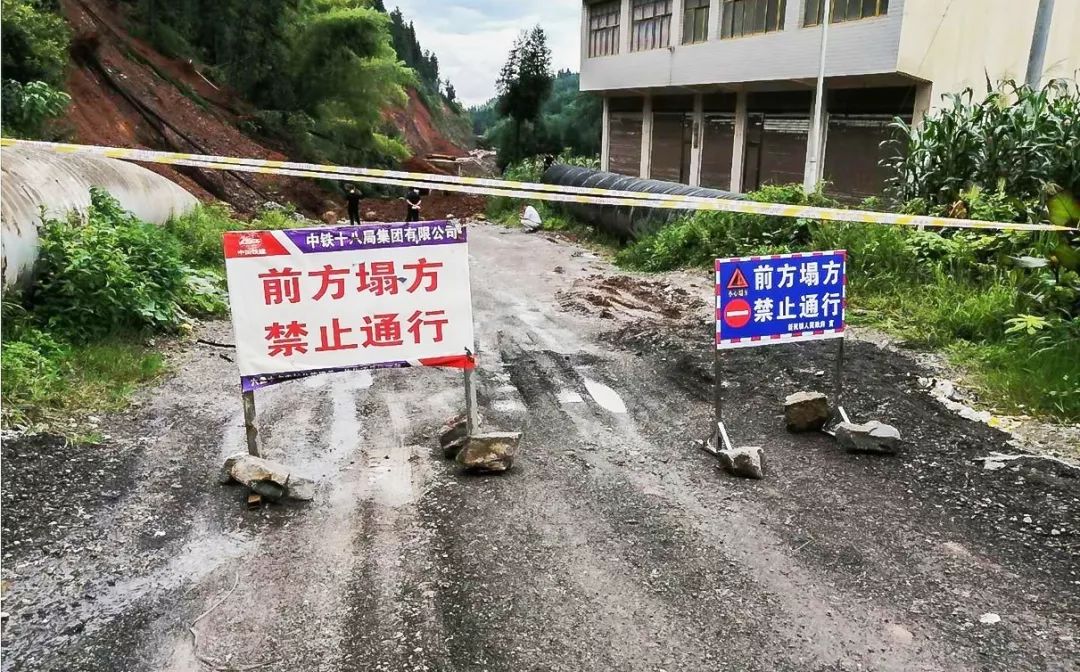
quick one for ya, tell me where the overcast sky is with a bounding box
[388,1,581,107]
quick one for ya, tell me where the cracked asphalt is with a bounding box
[2,222,1078,672]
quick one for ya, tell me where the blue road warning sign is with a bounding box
[715,250,846,350]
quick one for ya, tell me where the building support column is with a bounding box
[640,94,654,179]
[804,86,828,193]
[912,82,933,127]
[620,0,632,54]
[689,93,704,187]
[601,96,611,172]
[730,90,748,193]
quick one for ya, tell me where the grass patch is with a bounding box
[851,277,1017,345]
[849,276,1080,418]
[1,334,167,428]
[616,185,1080,422]
[1,192,290,433]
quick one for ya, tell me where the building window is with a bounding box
[805,0,889,26]
[682,0,711,43]
[720,0,786,39]
[678,0,712,43]
[631,0,673,52]
[588,1,622,58]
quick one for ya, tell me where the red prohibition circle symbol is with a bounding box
[723,298,751,329]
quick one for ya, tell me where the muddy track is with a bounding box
[2,223,1077,672]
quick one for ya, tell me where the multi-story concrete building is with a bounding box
[580,0,1079,199]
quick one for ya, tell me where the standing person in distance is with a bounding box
[341,182,362,226]
[404,187,422,222]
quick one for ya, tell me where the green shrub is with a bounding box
[809,222,917,284]
[1,332,167,428]
[885,80,1080,207]
[1,0,70,86]
[1,79,70,138]
[1,0,72,138]
[32,188,228,340]
[616,184,837,271]
[252,208,304,231]
[165,202,238,268]
[0,327,69,425]
[165,201,309,271]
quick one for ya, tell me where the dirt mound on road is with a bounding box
[558,272,710,351]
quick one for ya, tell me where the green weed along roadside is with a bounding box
[1,191,289,430]
[615,189,1079,421]
[494,82,1080,420]
[487,159,1077,421]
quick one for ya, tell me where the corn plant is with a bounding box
[884,79,1080,213]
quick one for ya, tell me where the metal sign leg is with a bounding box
[708,349,734,453]
[714,350,723,429]
[464,350,479,436]
[833,337,850,425]
[242,390,261,457]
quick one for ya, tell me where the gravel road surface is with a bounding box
[3,223,1077,671]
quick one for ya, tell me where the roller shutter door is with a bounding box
[758,115,809,188]
[823,115,897,201]
[609,114,643,177]
[651,113,691,183]
[700,114,735,189]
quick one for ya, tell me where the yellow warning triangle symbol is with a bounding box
[727,267,749,290]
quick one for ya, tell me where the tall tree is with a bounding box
[287,3,413,163]
[379,6,440,92]
[516,26,553,123]
[495,25,553,165]
[122,0,412,165]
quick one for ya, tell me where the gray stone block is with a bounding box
[718,446,766,479]
[836,421,901,455]
[457,432,521,472]
[222,453,316,501]
[784,391,831,432]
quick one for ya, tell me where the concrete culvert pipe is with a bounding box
[1,145,200,289]
[541,164,746,242]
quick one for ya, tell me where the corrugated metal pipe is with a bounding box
[1,145,200,288]
[541,164,746,242]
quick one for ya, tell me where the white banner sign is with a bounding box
[223,220,474,390]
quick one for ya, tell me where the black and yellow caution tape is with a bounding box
[1,138,1072,232]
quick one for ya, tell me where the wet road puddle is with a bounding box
[557,389,585,404]
[581,377,628,414]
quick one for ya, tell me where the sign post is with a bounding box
[223,219,476,448]
[464,364,479,435]
[242,390,260,457]
[711,250,848,449]
[833,337,849,425]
